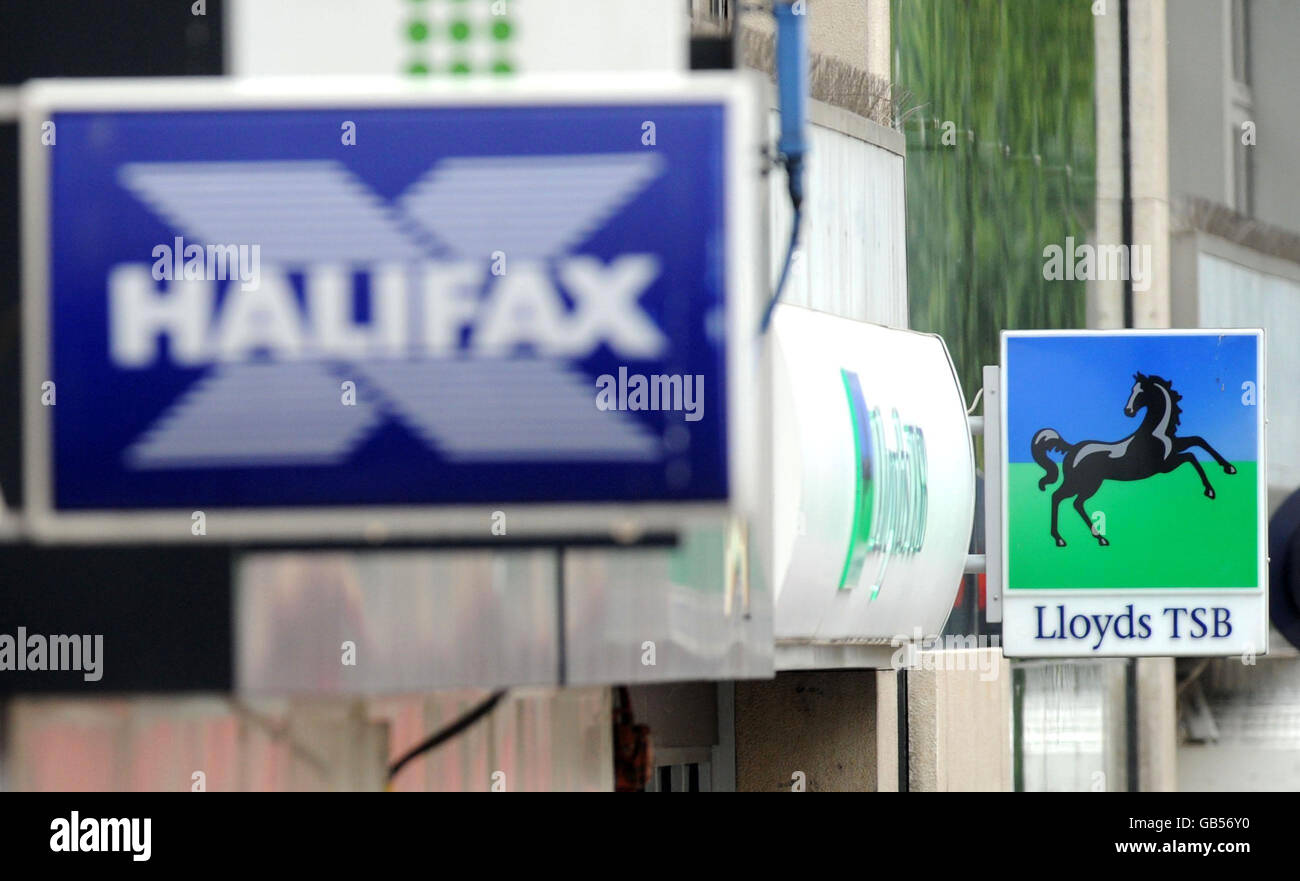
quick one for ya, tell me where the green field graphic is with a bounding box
[1007,461,1258,589]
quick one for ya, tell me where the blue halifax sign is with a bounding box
[22,79,758,541]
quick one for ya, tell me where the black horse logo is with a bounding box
[1032,372,1235,547]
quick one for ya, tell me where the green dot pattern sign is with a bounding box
[403,0,517,76]
[1000,329,1267,657]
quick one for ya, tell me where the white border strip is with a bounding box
[0,86,20,123]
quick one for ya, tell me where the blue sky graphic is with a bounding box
[1005,333,1259,463]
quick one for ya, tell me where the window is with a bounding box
[646,761,710,792]
[690,0,732,26]
[1231,0,1250,85]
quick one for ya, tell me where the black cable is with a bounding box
[759,200,803,334]
[386,689,508,783]
[759,0,808,337]
[1119,0,1139,794]
[896,667,909,792]
[1119,0,1134,328]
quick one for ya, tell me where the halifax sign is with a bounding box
[20,77,760,543]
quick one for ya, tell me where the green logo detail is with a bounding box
[839,369,929,598]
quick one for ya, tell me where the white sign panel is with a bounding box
[227,0,686,77]
[770,306,976,643]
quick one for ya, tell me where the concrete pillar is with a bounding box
[906,648,1012,791]
[1136,657,1178,790]
[1127,0,1171,327]
[866,0,891,87]
[1091,1,1125,328]
[735,670,878,791]
[874,668,899,791]
[1090,0,1171,329]
[734,654,1012,792]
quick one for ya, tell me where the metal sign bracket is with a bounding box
[961,365,1003,624]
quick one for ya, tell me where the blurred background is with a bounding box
[1,0,1299,792]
